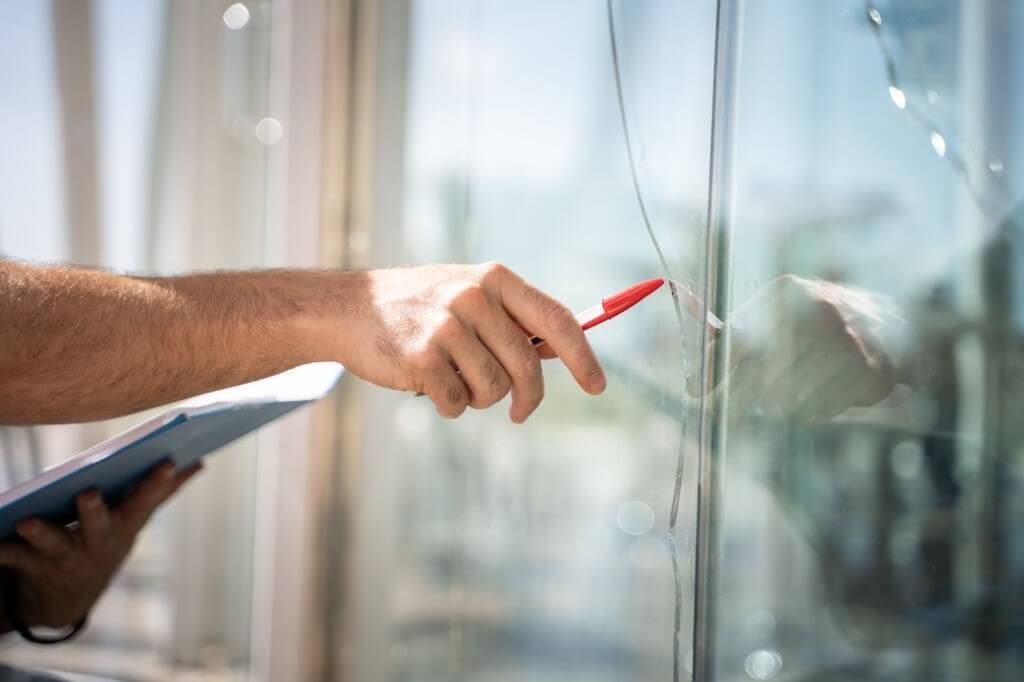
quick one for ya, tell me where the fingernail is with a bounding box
[84,491,102,508]
[589,370,607,394]
[161,463,177,479]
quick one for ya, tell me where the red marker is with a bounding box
[416,278,665,397]
[530,277,664,345]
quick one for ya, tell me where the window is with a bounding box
[339,1,1024,681]
[702,2,1024,679]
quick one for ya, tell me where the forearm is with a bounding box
[0,261,359,424]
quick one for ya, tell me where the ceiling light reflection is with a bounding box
[616,500,655,536]
[223,3,250,30]
[745,649,783,679]
[888,86,906,110]
[255,117,283,146]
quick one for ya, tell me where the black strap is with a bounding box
[3,569,87,645]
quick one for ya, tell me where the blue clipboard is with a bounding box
[0,362,344,540]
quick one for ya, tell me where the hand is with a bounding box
[0,461,202,630]
[702,275,906,422]
[334,263,606,422]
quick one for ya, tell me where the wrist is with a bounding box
[8,573,49,630]
[295,269,370,365]
[1,570,88,643]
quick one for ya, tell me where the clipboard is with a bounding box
[0,362,344,540]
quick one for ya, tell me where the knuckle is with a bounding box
[542,302,578,334]
[448,283,489,313]
[502,319,530,351]
[513,351,541,379]
[473,362,510,407]
[523,284,547,307]
[482,356,508,390]
[431,315,464,343]
[436,384,468,418]
[444,381,466,407]
[479,261,510,282]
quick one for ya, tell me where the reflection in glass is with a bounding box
[223,2,251,31]
[703,1,1024,680]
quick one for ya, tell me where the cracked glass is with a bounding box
[701,1,1024,680]
[381,1,716,680]
[343,1,1024,681]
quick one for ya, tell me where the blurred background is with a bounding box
[0,0,1023,681]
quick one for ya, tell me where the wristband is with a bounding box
[3,569,87,645]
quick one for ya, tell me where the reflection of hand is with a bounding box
[332,263,606,422]
[707,275,905,422]
[0,462,202,630]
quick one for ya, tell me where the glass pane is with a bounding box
[365,0,716,679]
[704,1,1024,680]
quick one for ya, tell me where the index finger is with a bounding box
[498,276,606,395]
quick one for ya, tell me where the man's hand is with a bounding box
[0,260,604,424]
[0,462,201,630]
[701,275,906,422]
[333,263,607,422]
